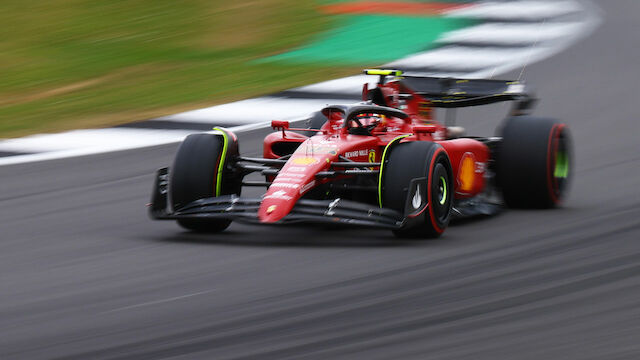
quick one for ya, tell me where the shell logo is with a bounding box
[458,152,476,192]
[292,157,319,165]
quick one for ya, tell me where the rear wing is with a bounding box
[363,69,536,111]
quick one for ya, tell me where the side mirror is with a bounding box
[272,120,290,138]
[271,120,289,130]
[413,125,437,134]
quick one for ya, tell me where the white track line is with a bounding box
[388,46,540,71]
[102,289,217,314]
[0,128,194,154]
[158,96,354,124]
[292,75,375,96]
[438,22,587,46]
[0,122,273,166]
[465,2,600,79]
[445,0,582,20]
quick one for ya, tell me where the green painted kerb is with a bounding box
[263,15,474,65]
[213,127,229,197]
[555,151,569,178]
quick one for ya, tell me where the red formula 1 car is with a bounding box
[150,69,571,238]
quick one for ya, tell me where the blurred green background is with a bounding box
[0,0,360,138]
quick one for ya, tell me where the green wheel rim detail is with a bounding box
[554,151,569,178]
[438,176,447,205]
[213,127,229,197]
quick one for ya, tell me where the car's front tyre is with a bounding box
[381,141,454,239]
[170,131,241,232]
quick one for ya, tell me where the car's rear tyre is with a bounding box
[497,116,571,208]
[381,141,453,239]
[170,132,241,232]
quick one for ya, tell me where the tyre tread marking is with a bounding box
[213,127,229,197]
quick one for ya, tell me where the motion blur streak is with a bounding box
[1,1,639,359]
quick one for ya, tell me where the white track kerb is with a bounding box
[0,0,600,166]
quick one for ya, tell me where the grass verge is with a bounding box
[0,0,359,138]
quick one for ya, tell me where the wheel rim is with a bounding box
[431,162,451,223]
[554,150,569,179]
[438,176,447,205]
[551,129,570,200]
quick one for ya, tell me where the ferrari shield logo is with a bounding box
[368,150,376,163]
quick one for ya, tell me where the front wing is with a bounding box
[150,168,405,230]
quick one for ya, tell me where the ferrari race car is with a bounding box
[150,69,571,238]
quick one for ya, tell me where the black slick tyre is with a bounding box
[497,116,571,208]
[381,141,453,238]
[170,132,241,232]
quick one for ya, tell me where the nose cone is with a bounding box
[258,182,301,223]
[258,157,324,223]
[259,137,344,223]
[258,195,295,223]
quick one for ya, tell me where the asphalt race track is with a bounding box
[1,1,639,359]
